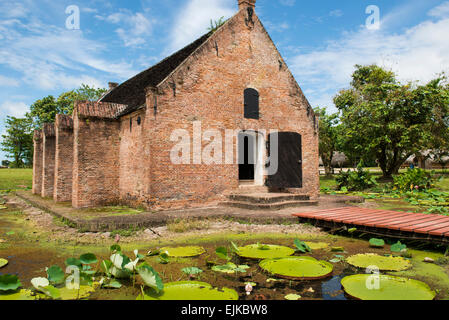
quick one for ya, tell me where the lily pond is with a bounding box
[1,204,449,300]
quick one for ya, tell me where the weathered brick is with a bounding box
[41,123,55,198]
[54,114,74,202]
[32,130,43,195]
[34,1,320,210]
[72,102,121,208]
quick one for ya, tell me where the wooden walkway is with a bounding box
[293,207,449,244]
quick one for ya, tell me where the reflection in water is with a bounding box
[322,276,347,300]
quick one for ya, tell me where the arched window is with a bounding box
[244,88,259,120]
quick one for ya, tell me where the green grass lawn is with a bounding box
[0,168,33,191]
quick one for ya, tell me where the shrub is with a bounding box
[336,165,377,191]
[393,168,434,192]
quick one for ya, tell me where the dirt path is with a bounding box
[2,194,326,245]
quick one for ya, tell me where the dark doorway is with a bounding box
[244,88,259,120]
[238,132,255,181]
[266,132,302,188]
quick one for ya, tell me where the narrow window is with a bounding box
[244,88,259,119]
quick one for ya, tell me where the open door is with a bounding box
[266,132,302,188]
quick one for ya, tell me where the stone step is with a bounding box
[235,185,270,194]
[219,200,319,211]
[228,193,310,204]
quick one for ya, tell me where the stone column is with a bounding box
[32,130,43,195]
[54,115,74,202]
[41,123,56,198]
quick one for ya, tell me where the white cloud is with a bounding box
[329,9,343,18]
[82,7,98,14]
[0,75,19,87]
[0,1,30,19]
[290,5,449,110]
[168,0,235,53]
[428,1,449,18]
[0,18,137,90]
[279,0,295,7]
[0,101,29,118]
[265,21,289,33]
[106,10,154,47]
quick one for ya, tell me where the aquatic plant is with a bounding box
[391,241,407,253]
[346,253,411,271]
[236,244,295,259]
[0,274,21,291]
[341,274,435,300]
[137,281,238,301]
[369,238,385,248]
[260,257,333,280]
[136,263,164,293]
[181,267,203,279]
[159,246,205,258]
[0,258,8,268]
[294,239,311,253]
[211,262,249,274]
[46,265,65,284]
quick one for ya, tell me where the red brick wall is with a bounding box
[32,130,43,195]
[144,9,319,208]
[41,123,56,198]
[118,109,150,207]
[72,104,121,208]
[54,115,74,202]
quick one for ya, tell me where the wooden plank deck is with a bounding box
[292,207,449,244]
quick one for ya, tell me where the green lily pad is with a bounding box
[181,267,203,275]
[37,285,95,300]
[79,253,98,265]
[137,281,238,300]
[346,253,411,271]
[331,247,344,252]
[0,274,21,291]
[211,263,249,274]
[341,274,435,300]
[285,294,302,300]
[304,242,329,250]
[391,241,407,253]
[47,265,65,284]
[236,244,295,260]
[159,246,205,258]
[259,257,333,280]
[369,238,385,248]
[59,285,95,300]
[0,289,35,300]
[0,258,8,268]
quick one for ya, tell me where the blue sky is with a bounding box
[1,0,449,161]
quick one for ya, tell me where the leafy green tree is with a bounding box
[27,84,107,128]
[314,107,340,176]
[334,65,449,179]
[1,116,34,167]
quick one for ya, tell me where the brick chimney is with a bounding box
[108,82,119,90]
[238,0,256,11]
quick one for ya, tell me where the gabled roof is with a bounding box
[99,32,213,113]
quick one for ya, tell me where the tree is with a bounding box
[1,160,10,167]
[334,65,449,179]
[1,116,34,168]
[27,84,107,129]
[315,107,340,176]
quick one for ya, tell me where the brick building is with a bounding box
[32,0,319,210]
